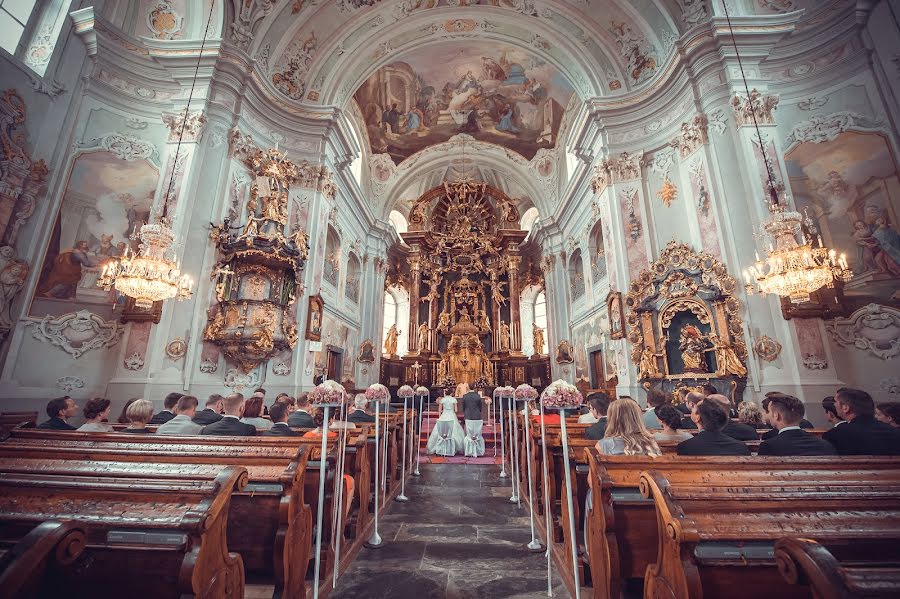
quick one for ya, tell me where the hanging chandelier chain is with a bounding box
[721,0,780,206]
[162,0,217,219]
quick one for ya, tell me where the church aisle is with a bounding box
[329,464,568,598]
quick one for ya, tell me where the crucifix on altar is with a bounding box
[411,361,422,385]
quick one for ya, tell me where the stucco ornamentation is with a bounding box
[27,310,124,358]
[825,303,900,360]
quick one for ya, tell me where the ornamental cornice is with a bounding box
[669,114,709,158]
[731,89,779,127]
[161,109,207,143]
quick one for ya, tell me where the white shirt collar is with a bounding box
[222,414,240,419]
[834,419,847,427]
[778,425,802,434]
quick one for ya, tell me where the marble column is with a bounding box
[507,254,523,354]
[407,253,421,354]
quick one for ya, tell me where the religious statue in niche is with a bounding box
[638,343,664,379]
[707,334,748,377]
[384,323,401,356]
[418,322,430,352]
[498,320,511,352]
[677,325,710,374]
[532,323,545,356]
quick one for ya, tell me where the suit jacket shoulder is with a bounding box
[263,424,299,436]
[584,418,607,440]
[724,421,758,441]
[758,429,836,456]
[677,431,751,456]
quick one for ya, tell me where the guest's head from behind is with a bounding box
[83,397,111,423]
[117,398,140,423]
[162,392,183,412]
[685,391,705,410]
[243,396,264,419]
[354,394,368,412]
[223,393,245,417]
[205,394,224,413]
[296,393,310,411]
[693,399,729,432]
[125,399,153,428]
[875,402,900,428]
[254,387,267,397]
[269,402,290,425]
[646,388,668,410]
[174,395,198,418]
[47,396,77,421]
[762,393,805,430]
[443,387,451,397]
[822,396,843,425]
[835,387,874,422]
[705,394,733,414]
[275,394,295,412]
[603,398,661,456]
[737,401,766,427]
[701,383,717,397]
[656,404,684,432]
[675,387,690,405]
[586,392,611,420]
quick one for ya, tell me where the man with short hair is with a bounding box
[287,392,315,427]
[760,394,814,439]
[201,393,257,436]
[643,387,667,429]
[347,394,376,423]
[677,399,751,456]
[706,394,757,441]
[821,395,846,445]
[461,386,485,457]
[758,393,835,456]
[274,394,295,413]
[156,395,203,436]
[584,393,612,440]
[149,392,183,424]
[37,396,78,430]
[701,383,717,396]
[824,388,900,455]
[193,394,225,425]
[264,403,299,436]
[679,392,706,429]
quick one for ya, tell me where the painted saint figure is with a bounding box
[496,104,519,133]
[37,240,99,299]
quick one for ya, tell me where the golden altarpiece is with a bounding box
[624,242,749,403]
[380,180,550,391]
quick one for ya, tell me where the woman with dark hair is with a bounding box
[240,395,272,430]
[652,404,693,443]
[876,402,900,428]
[117,398,139,424]
[77,397,113,432]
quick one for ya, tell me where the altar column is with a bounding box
[407,252,422,354]
[507,254,523,354]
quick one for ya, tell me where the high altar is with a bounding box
[380,180,550,392]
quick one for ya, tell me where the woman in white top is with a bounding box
[240,396,273,430]
[77,397,114,432]
[426,388,466,454]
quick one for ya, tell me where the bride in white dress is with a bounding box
[426,391,466,455]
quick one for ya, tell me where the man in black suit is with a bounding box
[678,392,705,429]
[347,395,377,424]
[677,399,751,456]
[37,396,78,430]
[461,388,485,456]
[705,394,757,441]
[823,388,900,455]
[821,395,847,445]
[149,392,183,425]
[201,393,256,436]
[758,393,835,456]
[759,393,813,440]
[287,393,316,428]
[193,394,224,426]
[584,393,611,440]
[263,403,299,436]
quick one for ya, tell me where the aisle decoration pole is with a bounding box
[541,380,584,599]
[495,387,507,477]
[413,387,428,476]
[501,387,519,504]
[397,386,415,502]
[365,383,390,549]
[516,384,543,552]
[538,392,552,597]
[331,397,350,587]
[308,380,345,598]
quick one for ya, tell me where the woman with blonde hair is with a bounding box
[737,401,766,428]
[597,397,661,456]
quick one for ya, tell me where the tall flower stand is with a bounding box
[518,396,544,552]
[365,398,384,549]
[396,394,411,502]
[495,388,507,477]
[311,401,340,599]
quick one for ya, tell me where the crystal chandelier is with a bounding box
[721,1,851,304]
[97,1,217,308]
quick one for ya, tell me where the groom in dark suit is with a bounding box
[461,388,485,457]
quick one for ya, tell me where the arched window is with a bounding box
[0,0,38,55]
[520,284,547,357]
[323,227,341,288]
[389,210,408,236]
[382,286,409,357]
[520,207,540,232]
[589,221,607,283]
[1,0,68,76]
[345,254,361,303]
[534,290,547,331]
[569,249,585,300]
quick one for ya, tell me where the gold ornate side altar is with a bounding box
[381,179,550,389]
[624,242,748,401]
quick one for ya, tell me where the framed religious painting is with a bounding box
[357,339,375,363]
[305,294,324,341]
[607,291,624,339]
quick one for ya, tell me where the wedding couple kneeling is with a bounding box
[426,386,486,457]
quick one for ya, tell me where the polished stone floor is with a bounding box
[329,463,568,598]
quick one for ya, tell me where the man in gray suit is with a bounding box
[461,389,486,457]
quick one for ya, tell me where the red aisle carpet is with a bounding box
[416,407,503,465]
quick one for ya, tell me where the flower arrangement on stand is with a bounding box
[397,385,415,398]
[497,385,515,399]
[309,379,346,406]
[366,383,390,403]
[514,384,538,401]
[540,379,584,409]
[415,386,429,396]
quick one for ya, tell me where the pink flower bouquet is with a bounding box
[415,386,429,396]
[397,385,415,398]
[514,384,538,400]
[365,383,390,402]
[541,379,584,409]
[309,380,346,405]
[497,386,515,399]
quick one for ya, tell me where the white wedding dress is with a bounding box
[426,396,466,456]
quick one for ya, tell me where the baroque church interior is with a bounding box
[1,0,900,597]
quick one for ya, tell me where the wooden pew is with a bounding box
[0,411,37,433]
[774,537,900,599]
[0,465,246,598]
[640,466,900,599]
[0,520,86,598]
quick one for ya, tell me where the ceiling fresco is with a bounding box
[353,42,575,164]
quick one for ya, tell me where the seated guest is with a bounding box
[531,403,561,425]
[875,402,900,428]
[642,387,667,429]
[678,392,705,429]
[303,409,356,438]
[653,404,693,443]
[37,396,78,430]
[77,397,113,432]
[241,395,272,431]
[826,388,900,455]
[123,399,154,433]
[677,399,751,456]
[193,394,224,425]
[202,393,256,436]
[288,393,315,427]
[759,393,835,456]
[674,388,692,414]
[706,394,757,441]
[597,398,661,456]
[273,393,295,414]
[577,406,599,424]
[149,392,183,425]
[253,388,269,415]
[156,395,202,435]
[117,398,139,424]
[737,401,767,428]
[821,395,846,444]
[347,394,377,423]
[759,395,814,440]
[263,403,299,436]
[584,393,611,440]
[701,383,717,396]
